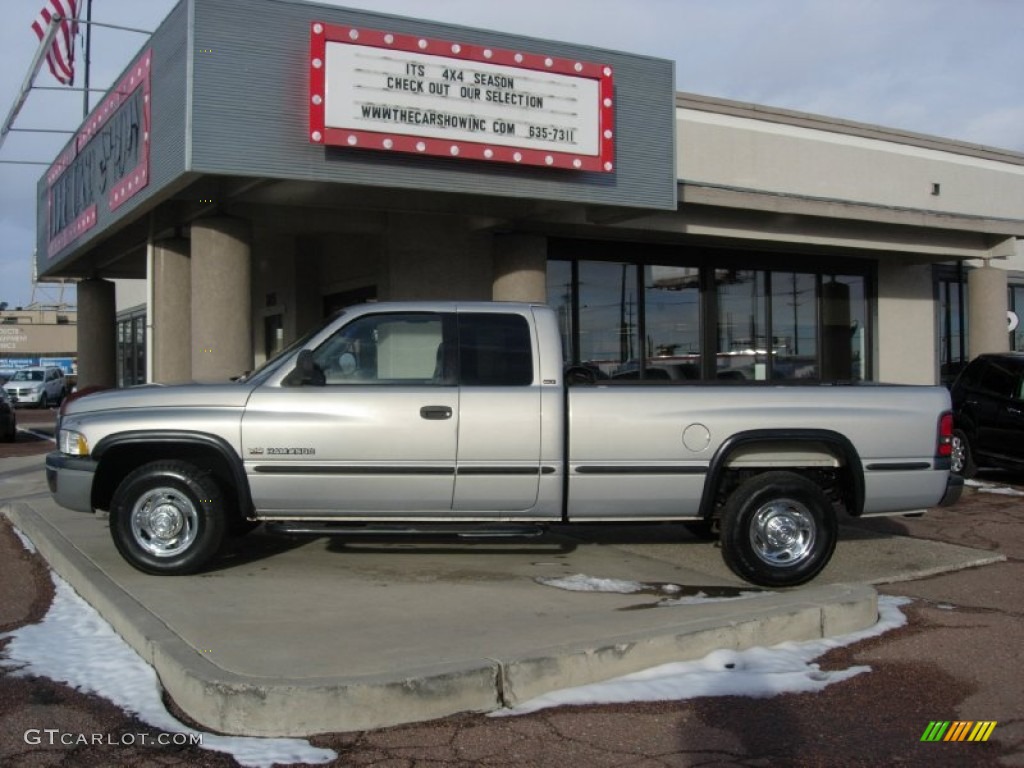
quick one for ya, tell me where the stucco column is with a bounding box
[152,238,192,383]
[492,233,547,302]
[968,264,1009,357]
[190,217,252,382]
[876,262,935,384]
[76,278,116,390]
[381,213,492,300]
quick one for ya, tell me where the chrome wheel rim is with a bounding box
[130,486,199,558]
[749,500,815,566]
[950,435,966,474]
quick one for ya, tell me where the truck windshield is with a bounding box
[238,311,347,384]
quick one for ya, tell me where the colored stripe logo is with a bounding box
[921,721,997,742]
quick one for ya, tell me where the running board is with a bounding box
[263,522,548,539]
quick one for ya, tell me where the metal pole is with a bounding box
[82,0,93,118]
[0,19,60,154]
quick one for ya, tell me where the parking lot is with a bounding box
[0,406,56,458]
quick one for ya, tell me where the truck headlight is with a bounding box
[58,429,90,456]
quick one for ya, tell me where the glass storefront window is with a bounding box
[134,317,146,385]
[116,321,127,388]
[937,277,967,385]
[644,265,701,380]
[772,272,818,380]
[1011,285,1024,352]
[547,260,574,363]
[578,261,639,377]
[116,311,147,387]
[549,254,871,383]
[717,270,767,380]
[821,275,866,381]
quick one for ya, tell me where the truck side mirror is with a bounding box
[284,349,326,387]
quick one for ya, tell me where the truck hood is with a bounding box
[63,382,255,414]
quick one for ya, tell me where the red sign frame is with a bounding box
[45,49,152,258]
[309,22,615,173]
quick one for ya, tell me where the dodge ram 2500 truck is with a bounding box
[46,301,962,586]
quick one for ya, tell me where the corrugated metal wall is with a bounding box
[188,0,676,209]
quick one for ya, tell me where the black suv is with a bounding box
[949,353,1024,477]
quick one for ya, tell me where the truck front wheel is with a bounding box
[719,471,837,587]
[109,461,226,575]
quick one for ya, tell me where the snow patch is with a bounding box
[536,573,649,593]
[1,536,335,768]
[965,479,1024,497]
[493,596,911,716]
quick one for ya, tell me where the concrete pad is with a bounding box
[0,455,1003,737]
[569,519,1006,585]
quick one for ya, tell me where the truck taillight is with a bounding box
[937,412,954,458]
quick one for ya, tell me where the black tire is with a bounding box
[719,471,837,588]
[109,460,227,575]
[682,519,719,540]
[950,429,977,479]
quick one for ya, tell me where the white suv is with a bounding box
[2,366,66,408]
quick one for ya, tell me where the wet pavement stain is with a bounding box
[616,583,769,611]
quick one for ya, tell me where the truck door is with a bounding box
[452,312,543,512]
[242,311,459,515]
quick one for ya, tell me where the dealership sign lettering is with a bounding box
[309,23,614,172]
[45,50,152,258]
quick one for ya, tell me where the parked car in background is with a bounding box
[950,352,1024,477]
[0,388,16,441]
[2,366,66,408]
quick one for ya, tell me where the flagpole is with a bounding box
[0,18,60,155]
[82,0,93,118]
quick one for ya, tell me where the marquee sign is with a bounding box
[309,22,615,172]
[45,50,152,258]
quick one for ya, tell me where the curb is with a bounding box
[3,500,878,736]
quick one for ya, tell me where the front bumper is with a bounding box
[45,450,98,513]
[8,391,43,407]
[938,472,964,507]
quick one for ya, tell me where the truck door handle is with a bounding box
[420,406,453,420]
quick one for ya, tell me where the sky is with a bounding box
[1,0,1022,309]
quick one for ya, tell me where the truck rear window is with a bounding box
[458,314,533,387]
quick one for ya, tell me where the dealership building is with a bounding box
[37,0,1024,390]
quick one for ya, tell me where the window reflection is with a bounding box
[1011,285,1024,352]
[546,260,574,363]
[578,261,638,377]
[822,275,865,381]
[717,270,767,380]
[644,266,701,380]
[772,272,817,380]
[549,258,870,382]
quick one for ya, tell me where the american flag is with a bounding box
[31,0,81,86]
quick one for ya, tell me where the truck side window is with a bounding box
[458,313,533,386]
[311,313,449,385]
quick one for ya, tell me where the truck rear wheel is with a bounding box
[109,460,226,575]
[719,471,837,587]
[950,429,976,478]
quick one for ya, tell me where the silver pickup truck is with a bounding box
[46,301,961,586]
